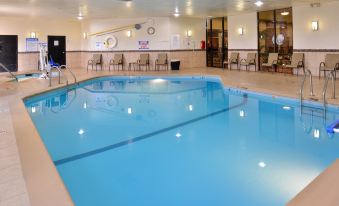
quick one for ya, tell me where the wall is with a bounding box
[0,16,206,72]
[227,12,258,71]
[293,1,339,76]
[228,12,257,50]
[81,17,206,51]
[0,17,82,52]
[80,17,206,70]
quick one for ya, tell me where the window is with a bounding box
[258,8,293,72]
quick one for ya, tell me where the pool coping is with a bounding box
[11,73,339,206]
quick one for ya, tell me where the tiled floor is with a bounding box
[0,101,30,206]
[0,67,338,206]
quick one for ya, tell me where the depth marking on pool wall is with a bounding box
[54,95,248,166]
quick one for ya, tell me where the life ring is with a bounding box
[104,35,118,49]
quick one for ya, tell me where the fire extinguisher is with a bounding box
[200,41,206,50]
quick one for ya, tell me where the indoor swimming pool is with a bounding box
[24,76,339,206]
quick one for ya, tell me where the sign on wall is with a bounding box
[171,34,180,50]
[26,38,39,52]
[138,41,149,50]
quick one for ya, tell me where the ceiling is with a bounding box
[0,0,337,19]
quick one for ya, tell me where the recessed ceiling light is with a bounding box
[174,13,180,17]
[176,133,182,138]
[188,105,193,111]
[255,1,264,7]
[77,15,84,20]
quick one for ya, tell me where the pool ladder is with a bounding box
[299,69,314,106]
[322,70,336,108]
[0,63,18,82]
[49,65,77,87]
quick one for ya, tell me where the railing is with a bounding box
[0,63,18,81]
[299,69,314,106]
[60,65,77,84]
[49,66,68,87]
[322,70,336,108]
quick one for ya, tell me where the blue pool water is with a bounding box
[25,76,339,206]
[16,73,41,81]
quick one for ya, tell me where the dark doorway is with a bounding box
[206,17,228,68]
[48,36,66,66]
[0,35,18,72]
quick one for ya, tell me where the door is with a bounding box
[206,17,228,68]
[0,35,18,72]
[48,36,66,65]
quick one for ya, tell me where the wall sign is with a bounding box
[138,41,149,50]
[26,38,39,52]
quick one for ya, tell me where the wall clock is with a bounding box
[147,27,156,35]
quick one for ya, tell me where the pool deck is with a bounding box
[0,67,339,206]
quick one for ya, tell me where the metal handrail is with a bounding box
[60,65,77,84]
[0,63,18,81]
[49,66,69,87]
[299,69,314,106]
[322,70,336,107]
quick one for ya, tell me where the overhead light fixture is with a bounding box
[238,27,244,35]
[30,32,36,38]
[188,104,193,111]
[255,1,264,7]
[174,13,180,17]
[281,11,289,16]
[312,21,319,31]
[175,7,179,13]
[125,1,132,8]
[31,106,36,113]
[176,133,182,138]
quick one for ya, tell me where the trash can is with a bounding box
[171,60,181,70]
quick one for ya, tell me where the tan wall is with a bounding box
[0,17,82,52]
[17,50,206,72]
[81,50,206,70]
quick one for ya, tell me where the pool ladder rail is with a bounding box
[49,65,77,87]
[299,69,314,107]
[0,63,18,82]
[322,70,336,108]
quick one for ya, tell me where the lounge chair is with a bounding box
[109,54,123,71]
[319,54,339,79]
[223,52,239,70]
[240,53,257,71]
[137,53,150,71]
[284,53,304,76]
[155,53,168,71]
[262,53,278,72]
[87,54,102,71]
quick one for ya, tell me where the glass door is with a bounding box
[206,17,228,68]
[258,8,293,72]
